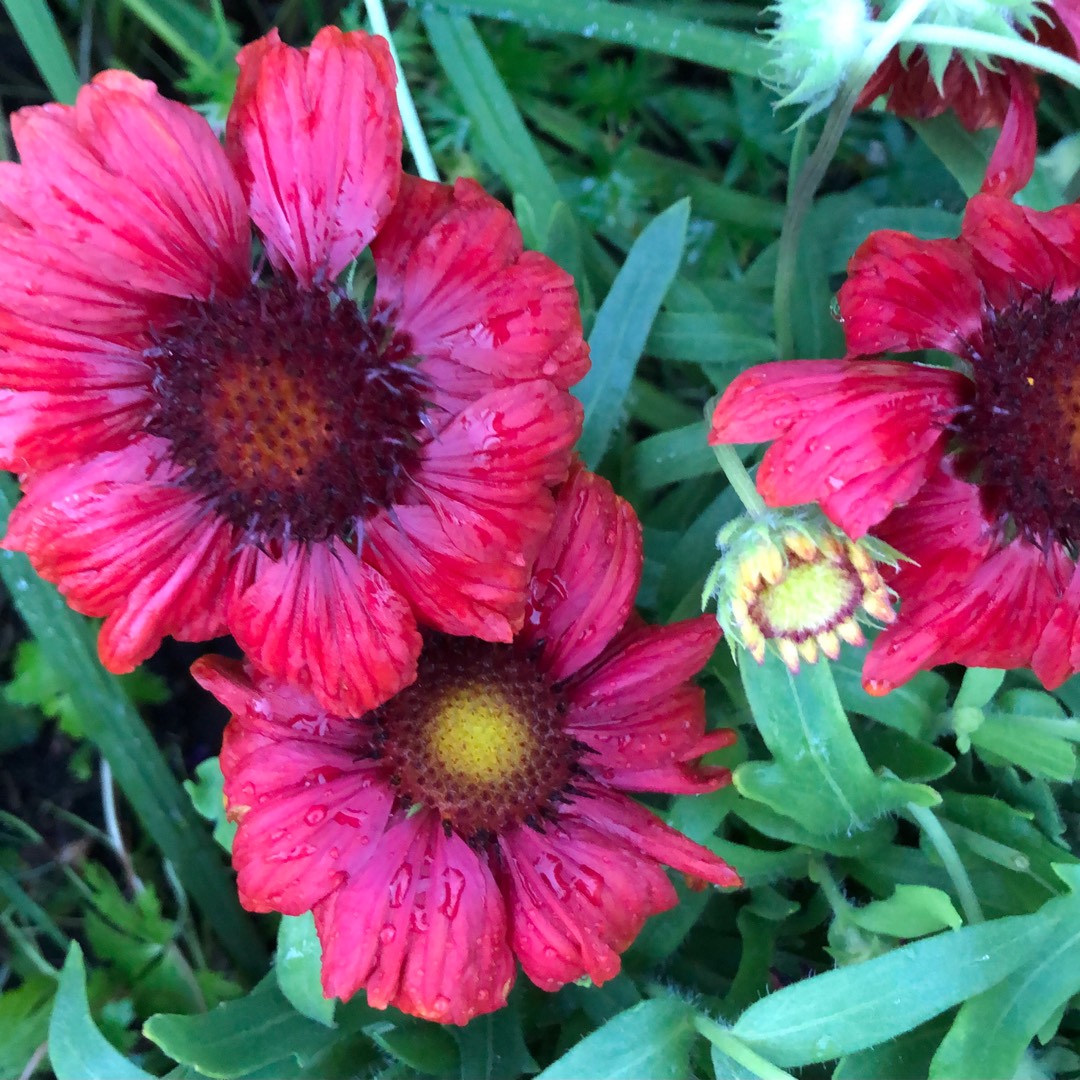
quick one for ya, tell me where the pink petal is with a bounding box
[981,66,1037,199]
[226,27,401,287]
[231,538,421,717]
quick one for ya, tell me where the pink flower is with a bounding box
[0,27,588,715]
[195,466,741,1025]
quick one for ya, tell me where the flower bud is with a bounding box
[703,507,899,673]
[767,0,874,118]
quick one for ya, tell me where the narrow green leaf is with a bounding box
[930,869,1080,1079]
[537,997,697,1080]
[970,715,1077,782]
[145,977,339,1079]
[2,0,80,104]
[911,116,993,197]
[0,476,266,976]
[646,312,775,366]
[731,911,1054,1066]
[409,0,771,76]
[630,422,718,490]
[834,1016,952,1080]
[576,199,689,467]
[49,944,152,1080]
[737,654,938,836]
[0,864,67,949]
[454,999,538,1080]
[422,12,562,226]
[276,913,335,1027]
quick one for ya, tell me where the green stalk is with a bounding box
[908,801,985,925]
[365,0,440,182]
[773,0,935,359]
[0,475,267,977]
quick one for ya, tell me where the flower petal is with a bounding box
[864,540,1059,693]
[368,382,581,640]
[231,538,421,717]
[226,27,401,287]
[500,818,677,990]
[373,176,589,412]
[518,464,643,682]
[712,359,968,538]
[839,231,984,356]
[2,70,249,302]
[981,66,1037,199]
[316,813,514,1024]
[3,440,235,669]
[1033,556,1080,688]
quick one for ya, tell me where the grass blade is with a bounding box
[2,0,80,104]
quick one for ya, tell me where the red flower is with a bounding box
[711,194,1080,692]
[0,28,587,715]
[194,466,741,1025]
[857,2,1080,130]
[856,2,1080,195]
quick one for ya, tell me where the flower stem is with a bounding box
[364,0,440,182]
[907,801,985,925]
[902,25,1080,92]
[713,443,767,517]
[773,0,935,359]
[694,1015,796,1080]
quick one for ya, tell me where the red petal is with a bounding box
[0,320,147,391]
[963,194,1080,307]
[3,70,249,302]
[316,814,514,1024]
[226,27,401,287]
[981,67,1037,199]
[1033,555,1080,688]
[567,617,720,717]
[0,387,150,471]
[373,176,589,412]
[368,383,581,639]
[231,538,421,717]
[3,441,235,669]
[864,541,1058,693]
[839,231,984,356]
[518,465,643,682]
[570,787,742,887]
[712,359,968,538]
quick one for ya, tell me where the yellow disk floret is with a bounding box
[755,560,860,637]
[427,687,532,784]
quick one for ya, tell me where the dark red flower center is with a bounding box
[373,635,582,844]
[145,278,426,544]
[955,290,1080,549]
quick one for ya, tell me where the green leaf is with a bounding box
[184,756,238,852]
[453,999,538,1080]
[144,977,341,1079]
[646,312,775,366]
[49,944,152,1080]
[848,885,962,938]
[731,911,1055,1066]
[736,655,938,837]
[537,997,697,1080]
[409,0,770,76]
[954,668,1007,710]
[276,913,335,1028]
[422,12,562,227]
[834,1016,952,1080]
[629,422,719,490]
[911,115,994,197]
[575,199,689,467]
[0,977,53,1080]
[0,475,266,977]
[364,1018,460,1075]
[832,651,948,739]
[929,868,1080,1078]
[1,0,80,104]
[970,715,1076,782]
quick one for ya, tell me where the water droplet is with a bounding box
[575,866,604,906]
[389,864,412,907]
[304,804,327,826]
[439,868,466,919]
[410,908,430,933]
[333,807,367,828]
[432,995,451,1015]
[379,924,397,944]
[533,852,570,900]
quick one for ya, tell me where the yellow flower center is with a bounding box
[427,686,532,785]
[756,560,859,637]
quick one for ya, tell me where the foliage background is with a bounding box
[4,1,1080,1078]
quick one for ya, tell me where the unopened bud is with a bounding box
[704,507,901,673]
